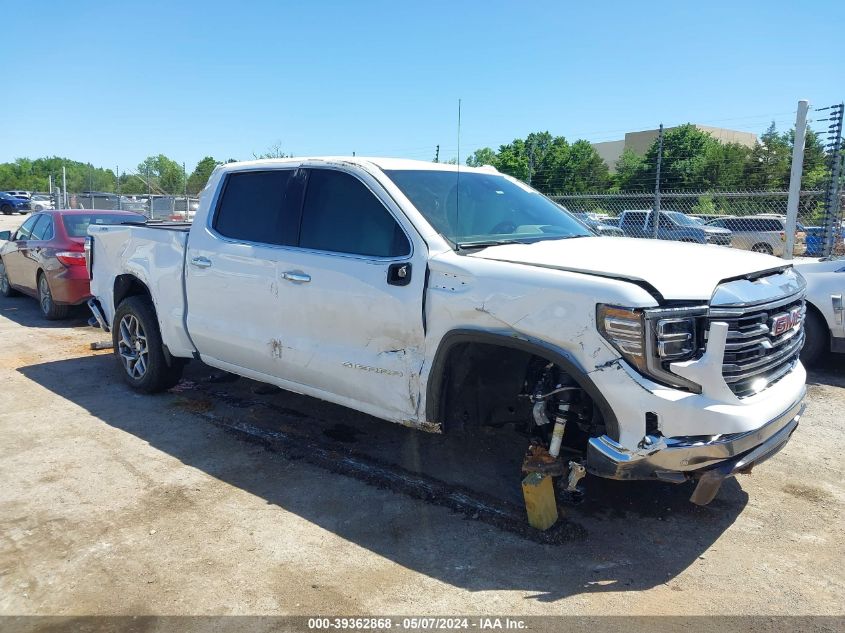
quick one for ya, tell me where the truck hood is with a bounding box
[467,236,787,301]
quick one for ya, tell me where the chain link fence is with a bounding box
[26,191,199,221]
[551,190,845,258]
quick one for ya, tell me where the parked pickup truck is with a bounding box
[87,158,806,505]
[620,209,732,245]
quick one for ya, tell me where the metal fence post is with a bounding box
[822,104,844,258]
[784,100,809,260]
[652,123,664,239]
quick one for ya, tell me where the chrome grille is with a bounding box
[710,292,805,398]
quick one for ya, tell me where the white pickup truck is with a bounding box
[86,157,807,505]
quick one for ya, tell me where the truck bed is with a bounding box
[88,223,195,359]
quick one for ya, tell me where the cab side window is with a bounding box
[299,170,410,258]
[213,170,295,245]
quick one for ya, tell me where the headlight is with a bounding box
[597,304,707,391]
[596,306,648,373]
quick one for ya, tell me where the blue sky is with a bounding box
[2,0,843,172]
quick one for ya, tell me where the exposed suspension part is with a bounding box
[521,361,592,510]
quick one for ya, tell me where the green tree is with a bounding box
[495,139,531,182]
[746,122,791,189]
[466,147,497,168]
[0,156,116,193]
[613,148,647,191]
[253,141,291,159]
[137,154,185,194]
[187,156,220,194]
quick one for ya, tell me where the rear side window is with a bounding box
[16,215,40,239]
[213,170,295,245]
[30,215,53,240]
[299,170,410,257]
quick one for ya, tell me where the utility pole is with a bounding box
[62,166,67,208]
[821,103,844,258]
[116,165,121,209]
[652,124,664,239]
[527,147,535,186]
[784,100,809,260]
[183,162,188,219]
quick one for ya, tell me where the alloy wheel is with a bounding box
[118,314,149,379]
[0,264,9,294]
[39,276,52,315]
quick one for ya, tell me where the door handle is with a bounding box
[190,256,212,268]
[282,271,311,283]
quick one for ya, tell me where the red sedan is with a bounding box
[0,209,145,319]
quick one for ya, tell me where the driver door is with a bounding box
[3,214,41,292]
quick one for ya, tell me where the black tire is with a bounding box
[37,273,70,320]
[751,243,773,255]
[112,295,185,393]
[0,258,20,297]
[1,204,12,215]
[800,308,828,367]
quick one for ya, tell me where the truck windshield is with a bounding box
[665,211,700,226]
[384,170,592,248]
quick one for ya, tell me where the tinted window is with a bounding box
[62,213,146,237]
[16,215,40,239]
[213,170,294,244]
[709,219,728,229]
[749,219,783,232]
[300,170,410,257]
[622,212,647,226]
[30,215,53,240]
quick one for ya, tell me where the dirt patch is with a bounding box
[782,483,834,504]
[169,397,214,414]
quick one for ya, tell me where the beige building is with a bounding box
[594,125,758,172]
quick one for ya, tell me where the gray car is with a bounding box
[706,216,806,256]
[619,210,732,245]
[573,212,624,236]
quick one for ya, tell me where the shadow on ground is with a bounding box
[18,346,748,602]
[806,354,845,388]
[0,295,91,329]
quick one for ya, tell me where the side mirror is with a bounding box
[0,230,11,241]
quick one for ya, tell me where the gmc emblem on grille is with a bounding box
[770,307,802,337]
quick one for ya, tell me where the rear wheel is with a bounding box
[800,309,828,367]
[751,243,773,255]
[1,204,12,215]
[0,259,19,297]
[113,295,184,393]
[38,273,69,320]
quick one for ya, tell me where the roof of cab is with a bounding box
[218,156,498,174]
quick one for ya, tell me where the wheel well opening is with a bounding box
[432,341,608,450]
[114,275,151,308]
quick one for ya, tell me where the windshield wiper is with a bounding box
[456,235,590,250]
[456,239,528,250]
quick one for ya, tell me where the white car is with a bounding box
[4,190,31,199]
[794,257,844,364]
[86,157,807,506]
[29,194,55,211]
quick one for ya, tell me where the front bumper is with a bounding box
[586,395,804,504]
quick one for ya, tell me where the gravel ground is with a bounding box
[0,212,843,618]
